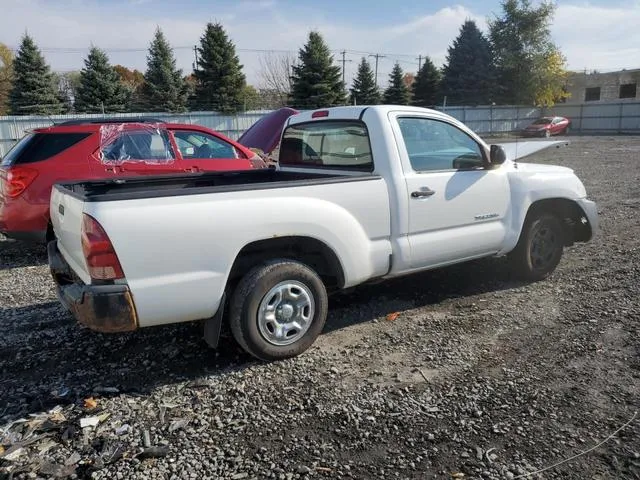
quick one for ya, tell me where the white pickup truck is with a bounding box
[48,106,598,361]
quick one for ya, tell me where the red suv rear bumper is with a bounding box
[0,196,49,242]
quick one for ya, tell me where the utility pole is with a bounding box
[340,50,352,85]
[193,45,199,70]
[416,55,423,71]
[369,53,386,87]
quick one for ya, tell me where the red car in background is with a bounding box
[0,118,266,242]
[522,116,571,137]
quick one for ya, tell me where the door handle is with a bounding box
[411,188,436,198]
[184,166,200,172]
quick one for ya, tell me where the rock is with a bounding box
[297,465,311,474]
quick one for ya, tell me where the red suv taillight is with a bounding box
[81,213,125,280]
[3,166,39,198]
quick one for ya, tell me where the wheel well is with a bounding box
[526,198,592,245]
[228,236,345,292]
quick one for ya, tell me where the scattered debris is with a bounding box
[115,424,130,436]
[1,446,24,461]
[39,461,77,477]
[65,452,81,466]
[80,417,100,428]
[137,446,170,460]
[385,312,400,321]
[143,430,151,448]
[168,418,190,433]
[84,397,98,410]
[79,413,109,428]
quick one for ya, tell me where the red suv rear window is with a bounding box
[1,132,91,166]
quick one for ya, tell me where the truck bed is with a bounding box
[55,169,377,202]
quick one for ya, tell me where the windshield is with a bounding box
[532,118,553,125]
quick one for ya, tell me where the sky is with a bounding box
[1,0,640,89]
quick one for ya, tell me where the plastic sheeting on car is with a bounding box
[99,123,176,165]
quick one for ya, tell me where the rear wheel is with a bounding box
[229,259,328,361]
[509,212,565,281]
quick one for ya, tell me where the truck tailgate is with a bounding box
[50,185,91,285]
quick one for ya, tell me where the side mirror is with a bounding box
[490,145,507,165]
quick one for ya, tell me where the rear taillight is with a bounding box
[3,167,38,198]
[81,214,124,280]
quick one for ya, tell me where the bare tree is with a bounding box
[0,43,14,115]
[256,52,295,107]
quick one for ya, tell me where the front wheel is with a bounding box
[229,259,328,361]
[509,212,565,281]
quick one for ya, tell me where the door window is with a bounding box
[397,117,485,172]
[173,130,242,160]
[101,129,175,163]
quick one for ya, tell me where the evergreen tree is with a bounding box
[192,22,246,113]
[289,31,346,109]
[74,47,129,113]
[441,20,496,106]
[140,27,188,112]
[489,0,564,105]
[9,34,64,115]
[383,63,410,105]
[349,57,380,105]
[411,57,441,107]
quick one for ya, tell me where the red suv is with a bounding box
[0,118,266,242]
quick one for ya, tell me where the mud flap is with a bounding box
[203,292,226,349]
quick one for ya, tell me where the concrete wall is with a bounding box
[566,69,640,104]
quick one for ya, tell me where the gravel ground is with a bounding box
[1,135,639,480]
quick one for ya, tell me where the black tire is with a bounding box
[509,212,565,281]
[229,259,328,361]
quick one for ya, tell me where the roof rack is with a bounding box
[55,117,166,126]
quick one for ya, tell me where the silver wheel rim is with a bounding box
[257,281,315,346]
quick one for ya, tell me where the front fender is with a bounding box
[500,168,593,254]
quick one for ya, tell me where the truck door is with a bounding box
[390,114,511,268]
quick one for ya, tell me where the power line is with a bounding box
[6,44,431,60]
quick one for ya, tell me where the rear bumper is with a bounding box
[521,130,546,137]
[0,197,49,242]
[0,227,47,242]
[48,240,138,333]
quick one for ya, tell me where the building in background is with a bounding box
[565,68,640,104]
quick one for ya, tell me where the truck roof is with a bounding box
[287,105,449,126]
